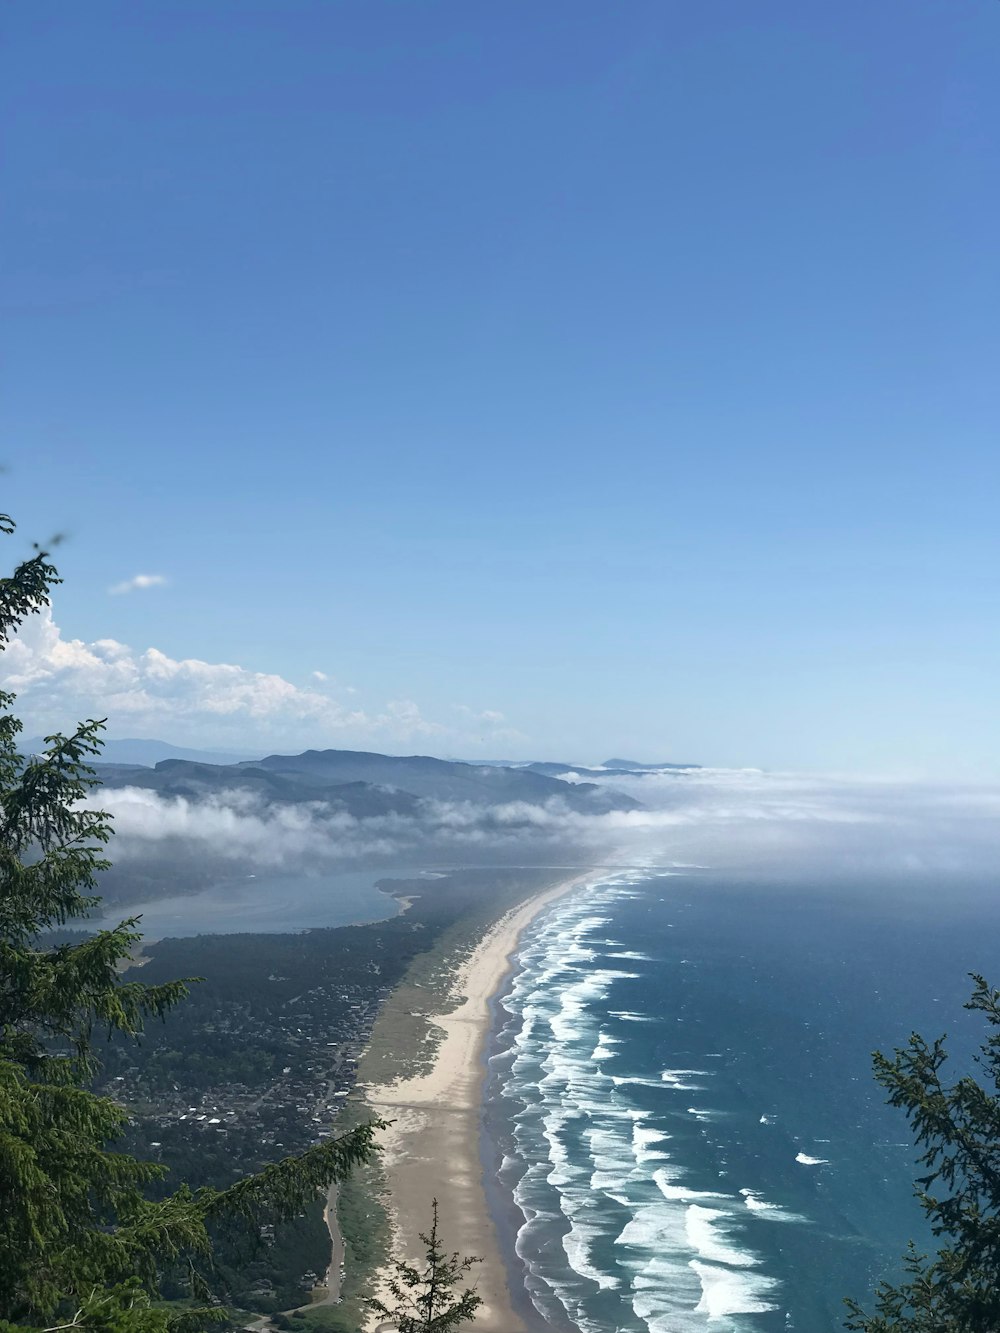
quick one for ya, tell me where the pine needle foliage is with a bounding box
[846,974,1000,1332]
[0,515,384,1332]
[366,1200,481,1333]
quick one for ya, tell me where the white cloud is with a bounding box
[107,787,444,874]
[311,670,329,682]
[455,704,506,723]
[452,704,524,745]
[4,606,459,748]
[98,765,1000,889]
[376,699,445,738]
[108,573,168,596]
[455,705,505,723]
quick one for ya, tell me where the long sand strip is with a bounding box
[361,871,595,1333]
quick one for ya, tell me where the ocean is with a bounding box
[486,870,1000,1333]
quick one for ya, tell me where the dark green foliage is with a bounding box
[0,515,383,1331]
[334,1167,390,1326]
[367,1200,481,1333]
[846,975,1000,1332]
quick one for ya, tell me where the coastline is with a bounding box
[357,870,595,1333]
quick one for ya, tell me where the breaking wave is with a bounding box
[490,873,804,1332]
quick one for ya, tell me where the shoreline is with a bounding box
[357,869,595,1333]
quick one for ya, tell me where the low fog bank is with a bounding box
[98,768,1000,908]
[585,767,1000,884]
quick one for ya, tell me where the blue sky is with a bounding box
[3,1,998,773]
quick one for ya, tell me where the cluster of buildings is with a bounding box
[102,976,392,1156]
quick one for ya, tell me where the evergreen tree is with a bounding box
[846,974,1000,1332]
[0,515,383,1331]
[366,1200,481,1333]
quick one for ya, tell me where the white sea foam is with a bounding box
[588,1133,635,1190]
[795,1152,830,1166]
[621,1204,773,1332]
[690,1261,781,1318]
[653,1167,727,1204]
[616,1205,688,1254]
[574,914,613,933]
[759,1113,775,1124]
[591,1168,629,1191]
[631,1257,708,1333]
[548,1163,590,1188]
[740,1188,805,1222]
[661,1069,708,1090]
[551,973,616,1043]
[498,1153,520,1179]
[562,1215,620,1290]
[500,874,791,1330]
[588,1124,633,1157]
[632,1125,672,1164]
[685,1205,760,1267]
[591,1031,621,1061]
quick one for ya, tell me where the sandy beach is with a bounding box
[360,870,594,1333]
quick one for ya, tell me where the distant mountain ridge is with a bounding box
[243,748,635,811]
[24,737,262,767]
[93,746,643,815]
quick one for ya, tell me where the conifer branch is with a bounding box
[0,514,385,1329]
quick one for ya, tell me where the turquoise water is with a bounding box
[487,871,998,1332]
